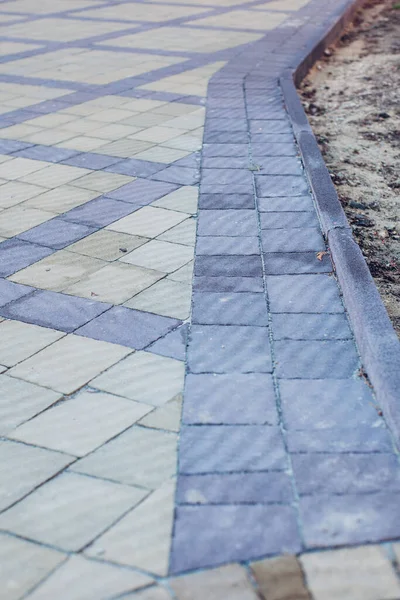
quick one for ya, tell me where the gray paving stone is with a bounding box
[202,144,248,158]
[201,169,253,187]
[179,425,286,473]
[17,219,96,250]
[260,211,319,229]
[0,239,54,278]
[272,313,352,340]
[205,118,247,132]
[251,143,297,156]
[292,454,400,496]
[188,325,272,373]
[252,157,303,176]
[63,197,136,227]
[0,139,32,154]
[194,276,264,292]
[196,237,259,256]
[258,196,314,212]
[202,156,250,169]
[287,426,392,453]
[250,120,292,134]
[76,306,179,350]
[300,493,400,548]
[267,274,344,313]
[261,228,325,252]
[275,340,359,378]
[170,504,301,572]
[63,153,121,170]
[256,176,309,197]
[263,252,332,275]
[251,134,294,144]
[176,471,292,504]
[203,131,248,144]
[147,324,188,361]
[106,157,165,177]
[182,373,277,425]
[280,379,381,429]
[16,145,79,163]
[0,290,110,332]
[0,278,33,307]
[107,178,178,206]
[198,194,254,209]
[195,256,262,277]
[192,292,267,326]
[152,166,199,186]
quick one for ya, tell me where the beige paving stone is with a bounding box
[88,123,143,141]
[108,206,187,238]
[0,205,55,237]
[133,145,190,164]
[80,3,208,21]
[92,351,184,406]
[139,394,182,433]
[117,98,166,113]
[187,10,288,30]
[86,479,176,576]
[0,375,61,435]
[0,41,43,56]
[19,164,90,188]
[153,103,200,116]
[60,118,106,134]
[71,424,177,489]
[300,546,400,600]
[9,251,105,292]
[0,320,64,367]
[0,533,66,600]
[24,130,77,146]
[152,186,198,214]
[251,555,311,600]
[70,170,132,192]
[10,389,152,457]
[22,184,100,212]
[94,138,154,158]
[119,586,173,600]
[120,112,172,128]
[119,239,194,273]
[57,135,111,152]
[0,157,48,180]
[167,260,194,284]
[0,124,42,140]
[26,555,154,600]
[132,126,186,144]
[0,180,47,209]
[163,133,202,152]
[170,564,259,600]
[163,111,205,131]
[2,0,111,14]
[0,439,72,511]
[255,0,310,10]
[158,218,196,246]
[25,113,76,128]
[68,229,148,261]
[86,108,138,124]
[0,472,146,552]
[9,335,131,395]
[4,18,131,43]
[125,279,191,319]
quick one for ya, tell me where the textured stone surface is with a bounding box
[274,340,360,378]
[170,564,259,600]
[251,555,311,600]
[192,292,267,325]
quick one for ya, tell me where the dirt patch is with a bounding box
[300,0,400,335]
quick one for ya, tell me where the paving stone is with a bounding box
[125,279,191,320]
[119,586,172,600]
[251,142,297,156]
[152,165,199,185]
[11,390,152,457]
[275,340,359,378]
[272,313,352,340]
[194,276,264,292]
[76,306,179,349]
[179,425,286,473]
[106,157,165,177]
[250,120,292,134]
[0,533,65,600]
[0,290,111,332]
[0,139,32,154]
[16,145,79,163]
[158,217,196,247]
[188,325,272,373]
[300,546,400,600]
[258,195,315,212]
[0,278,33,307]
[26,555,154,600]
[263,251,332,275]
[201,168,253,187]
[192,292,267,325]
[71,425,177,489]
[300,492,400,548]
[256,175,309,197]
[68,229,147,261]
[251,134,294,144]
[0,320,64,367]
[196,236,259,256]
[287,426,392,453]
[183,373,277,425]
[92,351,184,406]
[62,196,136,227]
[251,156,303,175]
[139,394,182,432]
[120,239,194,273]
[197,209,257,236]
[170,564,259,600]
[147,324,188,361]
[108,205,187,238]
[203,131,248,144]
[0,239,54,277]
[0,472,146,552]
[251,555,311,600]
[195,256,262,277]
[260,211,319,229]
[267,274,344,313]
[170,504,301,572]
[107,178,178,206]
[202,156,250,169]
[63,152,122,170]
[167,260,194,284]
[0,439,72,512]
[198,193,254,209]
[17,218,97,249]
[261,228,325,252]
[152,186,198,214]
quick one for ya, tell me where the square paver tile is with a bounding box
[267,274,344,313]
[261,228,325,252]
[22,185,100,213]
[192,292,267,325]
[70,171,132,193]
[106,178,178,205]
[197,210,257,236]
[139,394,182,433]
[125,279,191,320]
[108,205,187,237]
[272,313,352,340]
[0,278,33,307]
[119,240,194,273]
[152,186,198,214]
[17,218,96,250]
[0,181,47,209]
[0,320,64,367]
[255,176,309,197]
[63,196,136,228]
[68,229,147,261]
[158,217,196,247]
[147,324,188,361]
[274,340,359,378]
[0,239,54,277]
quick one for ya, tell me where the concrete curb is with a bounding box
[280,1,400,443]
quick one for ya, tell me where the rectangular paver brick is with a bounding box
[258,196,314,212]
[272,313,352,340]
[256,175,309,197]
[192,292,267,325]
[287,427,392,453]
[198,193,254,209]
[267,275,344,313]
[194,276,264,292]
[0,239,54,277]
[261,228,325,252]
[196,236,259,256]
[62,197,136,227]
[260,211,319,229]
[195,256,262,277]
[197,210,257,236]
[17,218,97,249]
[275,340,359,378]
[263,252,332,275]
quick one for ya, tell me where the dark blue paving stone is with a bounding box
[252,156,303,176]
[250,120,292,134]
[261,228,325,253]
[300,492,400,549]
[76,306,180,350]
[0,290,110,332]
[183,373,277,425]
[202,144,248,158]
[17,219,96,250]
[196,236,259,256]
[200,183,251,195]
[197,210,257,236]
[0,239,54,278]
[170,504,301,573]
[287,426,392,453]
[106,178,178,205]
[0,139,32,154]
[260,211,319,229]
[62,153,122,170]
[267,274,344,313]
[192,292,267,326]
[247,108,288,120]
[205,118,248,132]
[194,276,264,292]
[292,454,400,496]
[201,169,253,187]
[179,425,286,473]
[198,194,254,209]
[252,143,297,156]
[151,166,199,185]
[146,324,188,361]
[263,252,332,275]
[202,156,250,170]
[62,196,135,228]
[0,278,34,307]
[258,196,315,212]
[195,256,262,277]
[251,134,294,144]
[272,313,352,340]
[177,471,292,504]
[207,108,246,119]
[203,131,248,144]
[106,158,165,177]
[275,340,359,379]
[172,153,201,169]
[14,145,79,163]
[188,325,272,373]
[280,379,380,429]
[256,175,309,197]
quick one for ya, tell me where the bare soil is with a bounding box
[300,0,400,335]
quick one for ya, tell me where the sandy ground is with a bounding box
[300,0,400,336]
